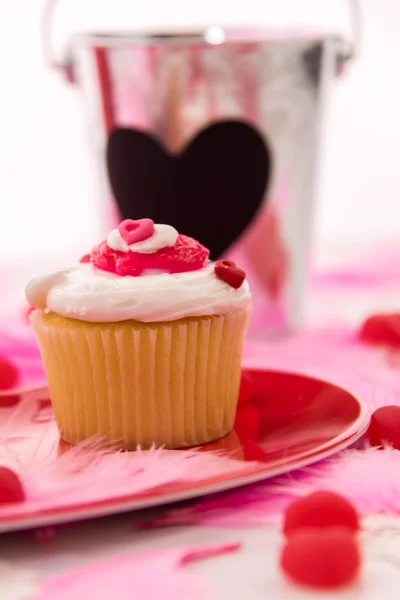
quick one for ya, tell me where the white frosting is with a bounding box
[26,263,251,323]
[107,224,178,254]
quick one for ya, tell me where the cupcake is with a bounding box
[26,219,251,449]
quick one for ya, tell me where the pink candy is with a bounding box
[118,219,155,245]
[92,234,209,277]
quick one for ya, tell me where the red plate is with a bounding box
[0,369,369,533]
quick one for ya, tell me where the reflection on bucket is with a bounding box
[43,3,356,335]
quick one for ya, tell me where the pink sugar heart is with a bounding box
[118,219,155,245]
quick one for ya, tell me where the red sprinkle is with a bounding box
[368,405,400,449]
[0,357,19,390]
[118,218,155,245]
[283,491,360,537]
[360,313,400,347]
[281,527,361,589]
[214,259,246,289]
[80,253,91,263]
[0,467,25,504]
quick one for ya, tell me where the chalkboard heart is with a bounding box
[107,120,271,260]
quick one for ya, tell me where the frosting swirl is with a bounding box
[26,263,251,323]
[26,219,251,323]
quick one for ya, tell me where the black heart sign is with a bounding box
[107,120,271,260]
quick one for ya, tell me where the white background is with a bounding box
[0,0,399,263]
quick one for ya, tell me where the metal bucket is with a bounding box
[43,3,359,337]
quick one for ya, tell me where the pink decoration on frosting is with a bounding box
[35,544,240,600]
[214,259,246,289]
[118,218,155,245]
[92,234,209,276]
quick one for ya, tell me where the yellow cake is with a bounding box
[26,219,251,449]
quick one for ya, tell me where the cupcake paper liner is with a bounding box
[30,308,250,449]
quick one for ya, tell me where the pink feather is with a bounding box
[35,543,241,600]
[141,446,400,529]
[0,435,257,521]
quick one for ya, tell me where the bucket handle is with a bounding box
[41,0,362,82]
[338,0,362,66]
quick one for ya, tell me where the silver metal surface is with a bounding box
[41,4,357,335]
[41,0,361,75]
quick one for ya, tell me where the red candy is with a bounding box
[118,218,155,245]
[283,491,359,537]
[0,467,25,504]
[214,259,246,289]
[281,528,361,589]
[0,357,19,390]
[360,313,400,347]
[92,234,209,276]
[368,405,400,449]
[80,253,91,263]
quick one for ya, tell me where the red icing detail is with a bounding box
[368,405,400,449]
[281,528,360,589]
[214,259,246,289]
[80,253,91,264]
[283,491,360,537]
[0,467,25,504]
[118,219,155,245]
[360,313,400,347]
[91,234,209,276]
[0,357,19,390]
